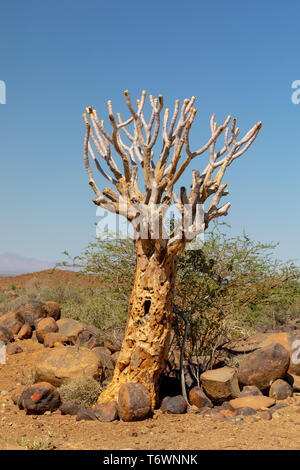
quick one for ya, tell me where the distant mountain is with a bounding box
[0,252,56,276]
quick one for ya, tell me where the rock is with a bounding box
[257,409,272,420]
[237,343,290,390]
[16,301,48,327]
[229,395,275,410]
[11,392,21,405]
[34,346,105,387]
[189,386,213,409]
[104,341,119,353]
[269,379,292,400]
[199,408,227,421]
[43,332,70,348]
[259,331,300,376]
[269,403,288,413]
[0,326,13,344]
[200,366,240,403]
[0,311,24,335]
[17,323,32,340]
[240,385,263,397]
[85,336,102,350]
[18,382,61,415]
[285,373,300,391]
[36,317,58,343]
[187,404,202,414]
[118,383,152,422]
[92,347,115,381]
[6,343,23,355]
[59,401,79,416]
[56,318,87,343]
[43,301,61,321]
[160,395,188,414]
[111,351,120,365]
[93,401,118,422]
[235,407,257,416]
[76,407,97,421]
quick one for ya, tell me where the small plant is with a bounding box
[20,437,55,450]
[58,376,101,407]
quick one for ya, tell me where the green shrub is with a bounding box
[58,376,101,407]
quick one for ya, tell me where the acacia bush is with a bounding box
[59,224,300,358]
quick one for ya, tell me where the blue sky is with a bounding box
[0,0,299,264]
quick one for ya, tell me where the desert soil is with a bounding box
[0,338,300,451]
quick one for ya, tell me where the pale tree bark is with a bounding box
[82,89,262,406]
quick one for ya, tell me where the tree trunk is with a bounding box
[98,239,180,408]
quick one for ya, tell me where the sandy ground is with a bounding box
[0,339,300,451]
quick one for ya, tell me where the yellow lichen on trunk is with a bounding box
[98,240,179,408]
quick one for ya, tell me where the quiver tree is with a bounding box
[82,90,261,406]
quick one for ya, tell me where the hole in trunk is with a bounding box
[144,300,151,315]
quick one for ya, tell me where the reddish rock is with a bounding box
[199,408,227,421]
[17,323,32,340]
[16,301,49,327]
[160,395,188,414]
[237,343,290,390]
[0,326,13,344]
[0,311,24,335]
[118,383,152,422]
[43,332,70,348]
[36,317,58,343]
[235,407,257,416]
[43,301,61,321]
[59,401,79,416]
[111,351,120,365]
[34,346,105,387]
[259,332,300,376]
[200,366,240,403]
[104,341,119,353]
[189,386,213,409]
[11,392,21,406]
[240,385,263,397]
[56,318,87,343]
[6,343,23,355]
[93,401,118,422]
[269,379,292,400]
[18,382,61,415]
[85,336,101,349]
[76,407,97,421]
[257,409,272,420]
[229,395,275,410]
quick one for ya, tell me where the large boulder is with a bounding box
[200,366,240,403]
[0,311,24,335]
[43,301,61,321]
[18,382,61,415]
[237,343,290,390]
[16,301,49,327]
[161,395,188,414]
[56,318,86,343]
[229,395,275,410]
[189,386,213,409]
[36,317,58,343]
[17,323,32,340]
[93,401,118,422]
[118,383,152,422]
[34,346,105,387]
[259,332,300,376]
